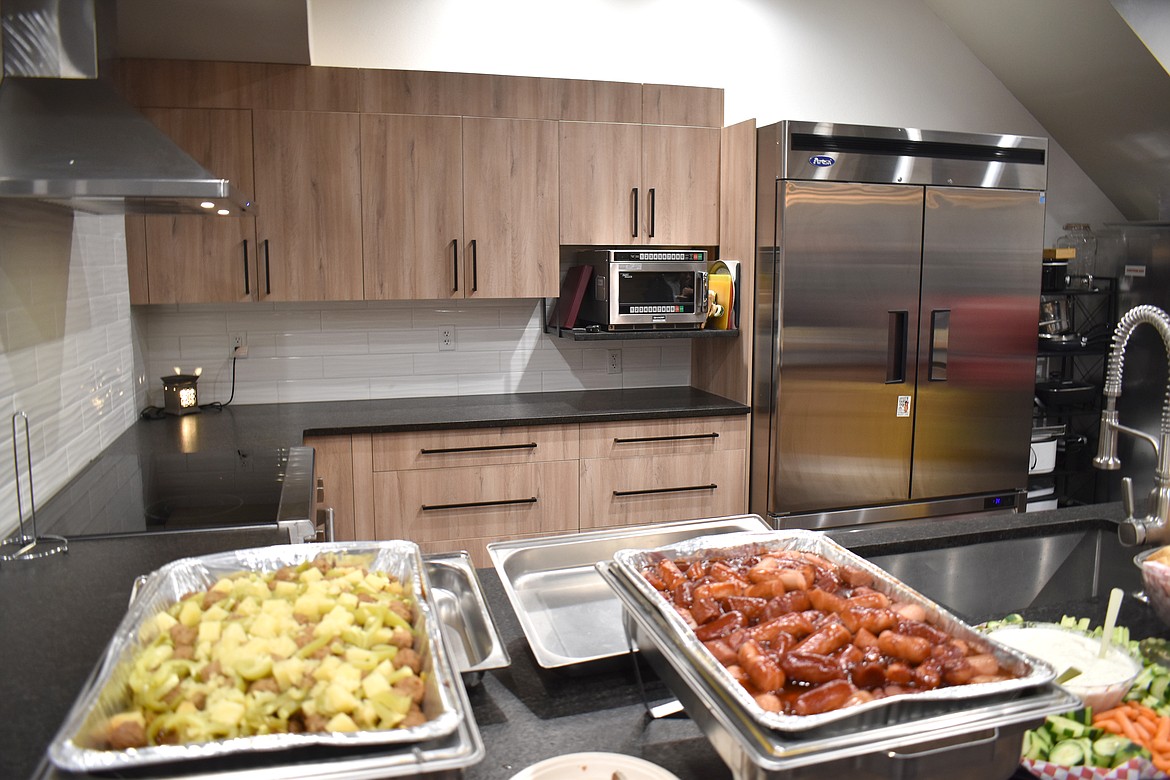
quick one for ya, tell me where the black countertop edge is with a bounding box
[296,387,750,436]
[823,501,1123,556]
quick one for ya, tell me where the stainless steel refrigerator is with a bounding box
[751,121,1048,528]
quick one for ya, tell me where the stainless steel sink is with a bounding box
[861,518,1142,625]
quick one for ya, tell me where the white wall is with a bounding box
[0,204,140,537]
[307,0,1125,240]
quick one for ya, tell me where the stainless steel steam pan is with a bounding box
[599,559,1079,779]
[610,529,1057,732]
[48,542,464,772]
[488,515,771,668]
[423,551,510,684]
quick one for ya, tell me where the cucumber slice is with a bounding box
[1048,714,1090,739]
[1093,733,1127,760]
[1049,739,1086,766]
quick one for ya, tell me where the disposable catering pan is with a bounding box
[488,514,771,668]
[48,542,467,773]
[597,559,1080,780]
[609,530,1057,732]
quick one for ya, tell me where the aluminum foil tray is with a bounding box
[611,529,1057,732]
[488,514,771,668]
[48,542,464,773]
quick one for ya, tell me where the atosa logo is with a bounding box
[809,155,836,167]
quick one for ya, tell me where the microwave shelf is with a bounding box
[553,326,739,341]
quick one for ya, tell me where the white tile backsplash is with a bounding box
[0,204,139,539]
[137,299,691,408]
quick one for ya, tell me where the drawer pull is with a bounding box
[613,433,719,444]
[419,442,538,455]
[421,496,538,511]
[613,483,717,497]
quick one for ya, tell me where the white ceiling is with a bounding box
[112,0,1170,222]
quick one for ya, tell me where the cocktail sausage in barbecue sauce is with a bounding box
[641,547,1016,717]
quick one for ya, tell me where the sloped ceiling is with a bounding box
[923,0,1170,222]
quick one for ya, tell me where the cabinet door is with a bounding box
[135,108,257,303]
[362,114,464,300]
[253,110,364,301]
[462,117,559,298]
[641,125,720,246]
[558,121,642,245]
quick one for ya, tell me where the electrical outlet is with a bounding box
[607,349,622,374]
[439,325,456,351]
[230,333,248,358]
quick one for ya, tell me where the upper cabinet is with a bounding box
[559,122,719,246]
[253,110,364,301]
[126,108,257,304]
[461,117,559,298]
[114,61,723,303]
[362,115,558,300]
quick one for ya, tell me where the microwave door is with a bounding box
[771,181,923,515]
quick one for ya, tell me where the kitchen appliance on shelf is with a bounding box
[751,121,1047,528]
[572,248,709,330]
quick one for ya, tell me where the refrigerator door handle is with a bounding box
[886,310,909,383]
[928,309,951,381]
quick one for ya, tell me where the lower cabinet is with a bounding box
[307,414,747,567]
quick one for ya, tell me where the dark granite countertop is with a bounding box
[11,503,1170,780]
[31,387,748,538]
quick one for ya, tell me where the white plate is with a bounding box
[508,752,680,780]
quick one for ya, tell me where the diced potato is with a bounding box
[208,697,245,727]
[197,620,222,644]
[325,712,358,732]
[272,580,298,599]
[178,599,203,627]
[338,592,359,609]
[361,671,391,699]
[299,567,324,583]
[332,663,362,693]
[272,657,306,689]
[312,655,342,682]
[322,682,360,714]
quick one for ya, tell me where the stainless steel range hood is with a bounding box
[0,0,254,216]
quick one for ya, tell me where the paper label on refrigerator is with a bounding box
[1124,264,1147,278]
[897,396,912,417]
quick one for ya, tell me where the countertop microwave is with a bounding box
[573,249,709,330]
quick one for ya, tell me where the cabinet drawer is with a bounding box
[374,460,578,543]
[579,415,746,460]
[371,424,579,471]
[580,449,745,530]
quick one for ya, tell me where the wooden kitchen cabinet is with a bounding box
[253,110,364,301]
[125,108,257,304]
[559,121,720,246]
[362,114,463,300]
[579,415,747,529]
[362,114,558,300]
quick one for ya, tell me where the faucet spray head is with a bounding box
[1093,408,1122,470]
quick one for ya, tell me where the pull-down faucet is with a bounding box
[1092,304,1170,546]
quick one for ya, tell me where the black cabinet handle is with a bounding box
[262,238,271,296]
[614,483,717,498]
[419,442,537,455]
[613,433,719,444]
[886,310,908,384]
[470,239,478,293]
[452,238,459,292]
[422,496,538,511]
[242,240,250,296]
[632,187,639,238]
[648,188,656,238]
